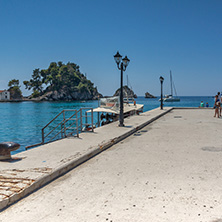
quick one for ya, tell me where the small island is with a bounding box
[145,92,156,98]
[7,61,102,101]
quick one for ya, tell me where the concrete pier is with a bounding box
[0,108,222,222]
[0,107,172,211]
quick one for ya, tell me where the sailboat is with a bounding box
[163,70,180,102]
[126,75,137,98]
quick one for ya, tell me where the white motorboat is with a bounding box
[88,96,144,127]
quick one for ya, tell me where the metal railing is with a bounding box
[41,108,94,145]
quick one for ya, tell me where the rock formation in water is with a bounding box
[113,85,137,98]
[145,92,156,98]
[38,87,102,101]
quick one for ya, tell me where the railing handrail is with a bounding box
[44,118,66,140]
[42,110,64,130]
[41,108,94,145]
[42,109,77,130]
[43,109,78,142]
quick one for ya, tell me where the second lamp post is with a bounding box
[114,51,130,127]
[159,76,164,110]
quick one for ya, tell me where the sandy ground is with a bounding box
[0,109,222,222]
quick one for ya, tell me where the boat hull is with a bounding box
[163,98,180,102]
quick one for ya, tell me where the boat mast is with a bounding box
[170,70,173,96]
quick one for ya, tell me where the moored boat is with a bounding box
[163,70,180,102]
[163,95,180,102]
[88,96,144,127]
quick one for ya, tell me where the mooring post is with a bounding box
[0,142,20,160]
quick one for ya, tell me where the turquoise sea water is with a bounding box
[0,96,214,154]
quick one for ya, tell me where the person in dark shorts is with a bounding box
[214,94,220,118]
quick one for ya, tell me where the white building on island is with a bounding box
[0,90,10,100]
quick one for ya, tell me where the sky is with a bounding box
[0,0,221,97]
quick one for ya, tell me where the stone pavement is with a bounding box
[0,107,172,211]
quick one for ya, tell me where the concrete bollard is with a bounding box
[0,142,20,160]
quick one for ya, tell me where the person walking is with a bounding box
[214,94,220,118]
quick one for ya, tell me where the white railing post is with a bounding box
[80,109,83,132]
[91,108,94,132]
[63,111,66,137]
[76,112,79,137]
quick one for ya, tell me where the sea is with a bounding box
[0,96,214,154]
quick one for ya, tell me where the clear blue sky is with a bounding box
[0,0,221,96]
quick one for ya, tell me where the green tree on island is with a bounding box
[8,79,23,100]
[23,68,43,98]
[23,61,100,100]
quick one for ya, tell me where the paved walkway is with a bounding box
[1,108,222,222]
[0,107,172,211]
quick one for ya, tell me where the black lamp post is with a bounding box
[114,51,130,127]
[159,76,164,110]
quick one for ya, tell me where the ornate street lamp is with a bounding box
[159,76,164,110]
[114,51,130,127]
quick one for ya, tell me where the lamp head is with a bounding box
[114,51,122,65]
[159,76,164,83]
[122,56,130,67]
